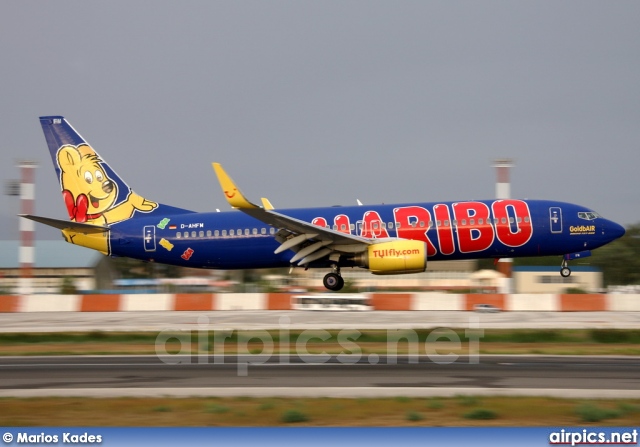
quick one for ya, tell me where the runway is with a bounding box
[1,310,639,332]
[1,355,639,399]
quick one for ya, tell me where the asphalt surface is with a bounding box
[1,310,639,332]
[0,355,638,398]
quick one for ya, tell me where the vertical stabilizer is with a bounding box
[38,116,191,254]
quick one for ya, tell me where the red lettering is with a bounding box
[452,202,494,253]
[433,204,455,255]
[334,214,352,234]
[360,211,390,239]
[491,199,533,247]
[393,206,437,256]
[312,217,328,228]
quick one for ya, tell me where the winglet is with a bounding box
[212,163,259,209]
[261,198,274,210]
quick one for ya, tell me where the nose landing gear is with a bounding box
[560,250,592,278]
[560,258,571,278]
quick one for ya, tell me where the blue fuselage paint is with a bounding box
[110,199,625,270]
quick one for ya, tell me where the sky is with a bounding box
[1,1,639,240]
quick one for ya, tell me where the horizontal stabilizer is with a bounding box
[19,214,110,234]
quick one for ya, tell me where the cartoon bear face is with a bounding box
[57,144,118,222]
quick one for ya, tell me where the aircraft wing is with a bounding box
[212,163,372,266]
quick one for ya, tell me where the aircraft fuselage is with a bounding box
[110,199,623,270]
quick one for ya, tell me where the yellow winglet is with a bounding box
[212,163,258,209]
[261,197,274,210]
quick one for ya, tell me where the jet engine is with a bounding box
[353,240,427,275]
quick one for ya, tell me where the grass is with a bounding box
[0,396,638,426]
[575,403,622,423]
[1,329,640,356]
[456,395,480,407]
[281,409,309,423]
[427,398,444,410]
[205,404,230,414]
[405,411,424,422]
[463,408,498,420]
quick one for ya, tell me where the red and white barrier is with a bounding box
[0,293,638,312]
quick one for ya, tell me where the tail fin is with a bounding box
[40,116,192,226]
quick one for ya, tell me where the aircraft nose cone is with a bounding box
[607,220,625,240]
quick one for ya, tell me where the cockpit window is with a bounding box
[578,211,600,221]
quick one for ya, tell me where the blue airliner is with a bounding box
[22,116,625,291]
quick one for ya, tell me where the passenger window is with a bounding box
[478,218,483,225]
[388,222,394,229]
[199,231,204,237]
[252,228,257,235]
[244,229,249,236]
[270,228,276,235]
[501,218,506,224]
[176,232,182,239]
[184,232,189,238]
[461,219,466,226]
[260,228,266,235]
[206,230,211,237]
[222,230,227,236]
[191,231,196,238]
[214,230,219,237]
[470,219,475,225]
[230,229,235,236]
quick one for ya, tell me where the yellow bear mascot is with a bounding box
[57,144,157,254]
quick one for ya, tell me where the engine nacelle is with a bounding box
[354,240,427,275]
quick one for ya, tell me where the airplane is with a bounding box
[21,116,626,291]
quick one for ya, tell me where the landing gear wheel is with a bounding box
[560,258,571,278]
[323,272,344,291]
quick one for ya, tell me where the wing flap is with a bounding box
[274,233,319,254]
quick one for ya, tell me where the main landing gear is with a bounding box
[323,265,344,291]
[560,258,571,278]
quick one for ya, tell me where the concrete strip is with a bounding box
[1,387,639,399]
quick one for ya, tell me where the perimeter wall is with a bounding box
[0,293,638,312]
